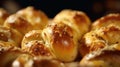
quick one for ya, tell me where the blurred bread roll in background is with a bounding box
[0,47,24,67]
[12,54,33,67]
[12,54,65,67]
[4,6,50,35]
[0,26,22,47]
[0,8,9,26]
[92,14,120,30]
[80,49,120,67]
[4,14,33,35]
[16,6,49,30]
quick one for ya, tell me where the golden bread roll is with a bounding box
[0,8,9,25]
[0,46,24,67]
[80,49,120,67]
[12,54,33,67]
[79,13,120,56]
[42,22,78,62]
[42,10,91,62]
[12,54,65,67]
[53,9,91,39]
[92,13,120,30]
[16,6,49,30]
[0,26,23,47]
[79,25,120,56]
[4,14,33,35]
[21,30,52,57]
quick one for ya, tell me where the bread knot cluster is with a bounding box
[0,6,119,67]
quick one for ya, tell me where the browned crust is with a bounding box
[92,13,120,30]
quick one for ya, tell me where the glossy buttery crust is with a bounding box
[42,22,78,62]
[53,9,91,39]
[42,9,91,62]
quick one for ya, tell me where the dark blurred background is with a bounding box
[0,0,120,21]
